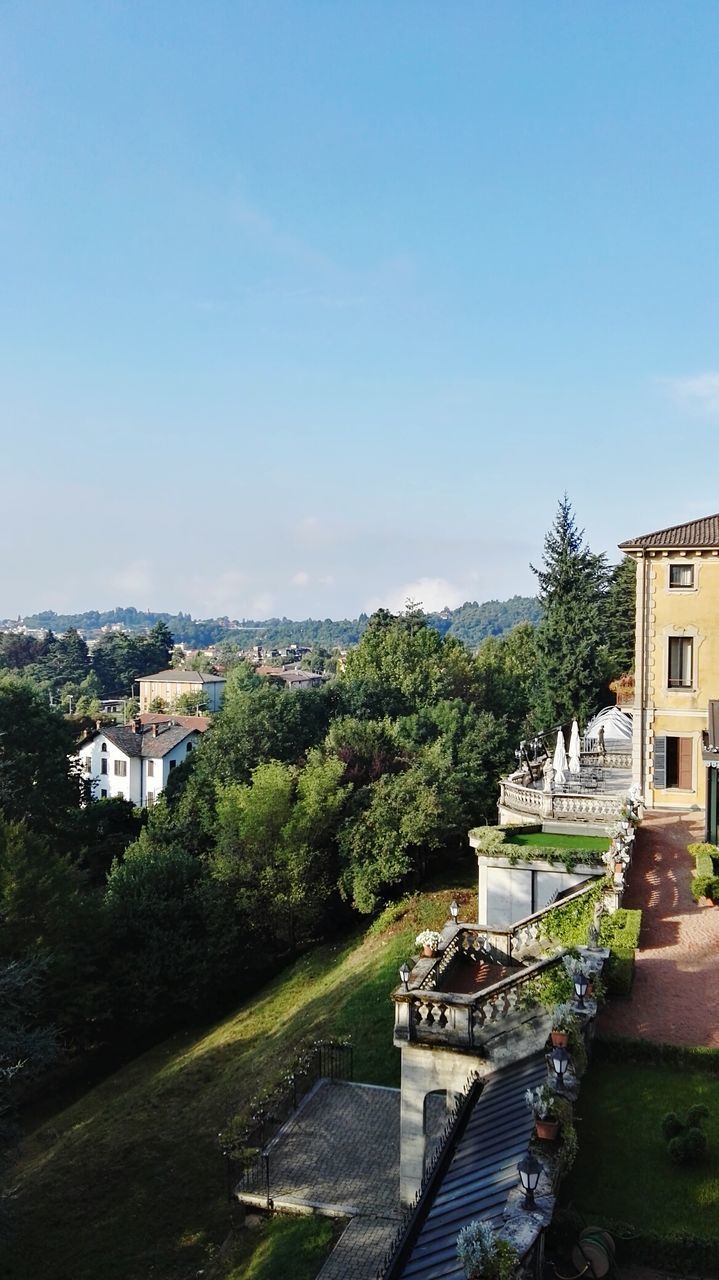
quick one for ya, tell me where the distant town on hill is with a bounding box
[17,595,541,650]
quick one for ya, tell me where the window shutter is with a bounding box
[678,738,693,790]
[654,736,667,789]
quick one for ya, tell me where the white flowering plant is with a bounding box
[415,929,442,951]
[562,953,595,981]
[456,1218,519,1280]
[525,1082,558,1120]
[551,1001,578,1034]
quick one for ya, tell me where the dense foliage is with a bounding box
[18,596,541,651]
[0,621,172,710]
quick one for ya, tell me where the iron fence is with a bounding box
[220,1038,353,1207]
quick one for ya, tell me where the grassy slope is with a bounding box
[561,1060,719,1239]
[5,875,477,1280]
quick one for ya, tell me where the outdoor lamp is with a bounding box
[573,971,589,1009]
[517,1151,542,1208]
[549,1044,570,1088]
[449,899,459,923]
[399,961,411,991]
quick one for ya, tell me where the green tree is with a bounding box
[605,555,636,679]
[338,760,451,912]
[104,842,239,1029]
[0,675,81,833]
[530,497,609,729]
[174,689,209,715]
[342,606,476,718]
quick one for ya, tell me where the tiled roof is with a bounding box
[101,724,197,759]
[395,1054,546,1280]
[139,713,211,732]
[138,668,226,684]
[619,513,719,550]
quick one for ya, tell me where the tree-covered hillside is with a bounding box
[18,595,541,650]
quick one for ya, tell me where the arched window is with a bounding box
[101,742,107,752]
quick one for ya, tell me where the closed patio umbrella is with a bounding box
[553,729,568,786]
[568,719,581,775]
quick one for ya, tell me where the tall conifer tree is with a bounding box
[530,497,608,730]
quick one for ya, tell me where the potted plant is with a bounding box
[415,929,443,958]
[525,1083,560,1141]
[456,1218,519,1280]
[549,1001,576,1048]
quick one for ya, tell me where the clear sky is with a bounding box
[2,1,718,620]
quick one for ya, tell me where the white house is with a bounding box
[138,668,226,713]
[78,719,202,807]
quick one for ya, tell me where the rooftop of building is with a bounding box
[83,721,199,758]
[619,511,719,550]
[138,668,226,684]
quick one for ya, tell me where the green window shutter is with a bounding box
[654,735,667,789]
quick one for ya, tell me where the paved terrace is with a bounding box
[237,1081,447,1280]
[600,810,719,1047]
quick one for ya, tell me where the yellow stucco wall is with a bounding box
[636,551,719,808]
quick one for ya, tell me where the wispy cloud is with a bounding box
[368,577,471,615]
[663,372,719,414]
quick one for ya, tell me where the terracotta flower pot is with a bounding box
[550,1030,568,1048]
[535,1117,560,1142]
[422,945,436,958]
[614,862,625,875]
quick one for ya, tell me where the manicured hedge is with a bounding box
[599,908,642,996]
[594,1036,719,1073]
[689,842,719,902]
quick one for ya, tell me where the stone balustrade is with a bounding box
[498,767,628,826]
[394,953,564,1050]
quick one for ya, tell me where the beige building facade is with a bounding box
[620,514,719,818]
[138,668,226,712]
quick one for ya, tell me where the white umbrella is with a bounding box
[568,719,581,775]
[553,729,568,786]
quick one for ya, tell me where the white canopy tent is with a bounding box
[584,706,633,748]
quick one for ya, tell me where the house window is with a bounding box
[84,758,92,774]
[169,759,177,770]
[101,759,108,775]
[668,636,693,688]
[186,741,193,753]
[147,760,155,777]
[654,735,693,790]
[101,788,108,798]
[101,742,107,752]
[114,760,127,777]
[669,563,694,589]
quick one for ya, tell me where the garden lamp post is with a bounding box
[399,961,411,991]
[449,899,459,924]
[573,971,589,1009]
[517,1151,542,1209]
[549,1044,570,1090]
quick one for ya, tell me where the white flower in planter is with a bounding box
[415,929,443,952]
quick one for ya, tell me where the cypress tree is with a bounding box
[530,497,609,730]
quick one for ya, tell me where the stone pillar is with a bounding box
[399,1044,484,1206]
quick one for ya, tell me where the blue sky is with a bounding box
[2,1,718,619]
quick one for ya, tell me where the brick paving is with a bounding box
[599,810,719,1047]
[236,1079,450,1278]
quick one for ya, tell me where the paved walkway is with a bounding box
[599,810,719,1047]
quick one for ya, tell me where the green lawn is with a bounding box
[507,831,609,851]
[222,1216,343,1279]
[5,881,476,1280]
[560,1060,719,1240]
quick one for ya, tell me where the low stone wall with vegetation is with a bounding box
[689,841,719,903]
[470,824,606,873]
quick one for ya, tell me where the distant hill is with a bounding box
[19,595,541,651]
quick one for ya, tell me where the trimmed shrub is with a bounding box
[600,908,642,996]
[668,1127,707,1164]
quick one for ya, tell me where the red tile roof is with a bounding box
[619,513,719,550]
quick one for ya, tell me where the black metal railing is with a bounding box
[220,1038,353,1207]
[375,1071,482,1279]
